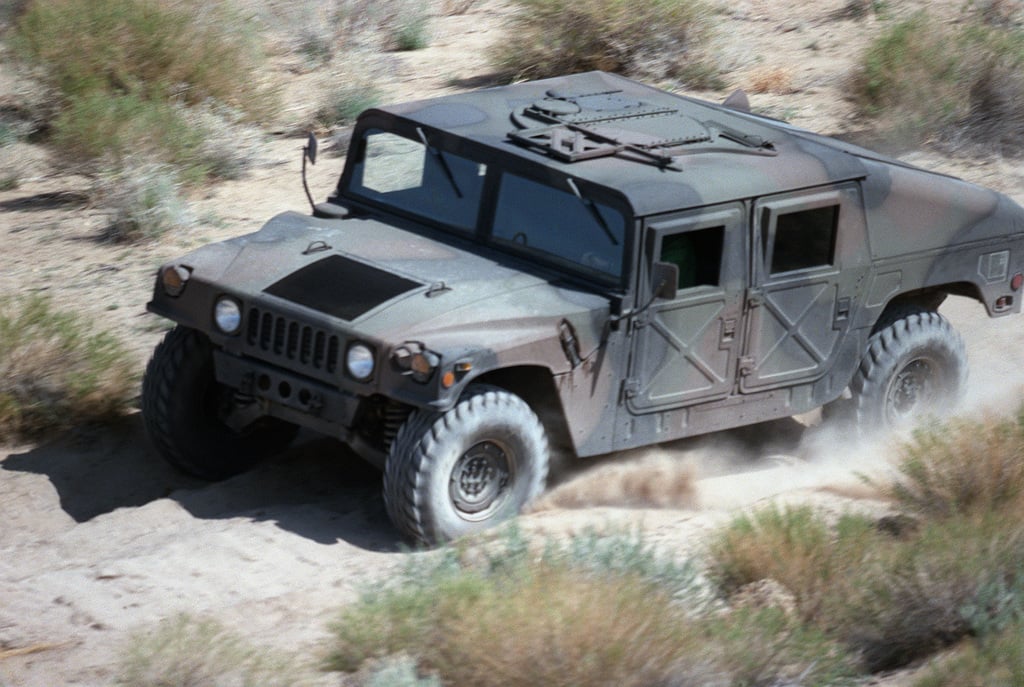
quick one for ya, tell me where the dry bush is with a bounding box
[747,66,797,95]
[0,296,136,441]
[491,0,719,86]
[11,0,276,181]
[851,10,1024,152]
[327,529,850,686]
[885,411,1024,520]
[832,516,1024,671]
[913,616,1024,687]
[93,159,196,242]
[13,0,274,116]
[118,614,304,687]
[706,505,876,622]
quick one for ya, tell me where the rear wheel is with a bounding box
[849,309,967,429]
[383,385,549,545]
[142,326,298,480]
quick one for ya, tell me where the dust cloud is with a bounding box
[531,297,1024,515]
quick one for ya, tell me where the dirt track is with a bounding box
[2,0,1024,684]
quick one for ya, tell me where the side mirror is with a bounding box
[304,132,318,166]
[651,262,679,301]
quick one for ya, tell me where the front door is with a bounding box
[740,183,867,391]
[627,204,746,412]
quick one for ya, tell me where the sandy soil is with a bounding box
[2,1,1024,685]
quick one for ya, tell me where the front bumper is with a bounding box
[213,350,361,437]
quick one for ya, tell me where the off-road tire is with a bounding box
[383,384,549,546]
[142,325,298,480]
[850,309,967,429]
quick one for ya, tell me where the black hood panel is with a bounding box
[264,254,421,321]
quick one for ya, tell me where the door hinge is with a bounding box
[738,356,756,377]
[747,291,764,308]
[622,378,640,399]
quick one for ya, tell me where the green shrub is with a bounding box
[315,83,382,128]
[94,159,195,242]
[12,0,275,179]
[852,11,1024,150]
[913,616,1024,687]
[0,296,136,441]
[833,515,1024,671]
[14,0,272,114]
[117,614,302,687]
[492,0,718,85]
[388,1,430,51]
[885,411,1024,520]
[706,505,877,622]
[326,529,850,686]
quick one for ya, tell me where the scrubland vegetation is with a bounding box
[852,6,1024,151]
[3,1,1024,684]
[0,296,136,441]
[118,404,1024,685]
[492,0,719,86]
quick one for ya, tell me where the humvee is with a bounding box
[143,72,1024,544]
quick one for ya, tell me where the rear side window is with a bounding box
[769,205,838,274]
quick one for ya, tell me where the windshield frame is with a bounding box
[338,114,635,291]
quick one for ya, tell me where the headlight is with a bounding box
[346,343,375,381]
[213,297,242,334]
[160,264,191,297]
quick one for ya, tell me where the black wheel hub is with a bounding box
[887,358,937,422]
[449,441,511,518]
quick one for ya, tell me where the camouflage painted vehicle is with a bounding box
[143,71,1024,544]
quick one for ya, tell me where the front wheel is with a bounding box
[850,309,967,429]
[383,385,549,546]
[142,325,299,480]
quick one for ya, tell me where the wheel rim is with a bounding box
[449,440,513,520]
[885,356,941,424]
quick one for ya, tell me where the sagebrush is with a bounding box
[0,296,136,441]
[117,614,304,687]
[491,0,719,85]
[12,0,275,178]
[326,528,853,686]
[852,9,1024,151]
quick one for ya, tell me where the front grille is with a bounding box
[245,307,341,375]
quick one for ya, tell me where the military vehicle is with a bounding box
[143,71,1024,544]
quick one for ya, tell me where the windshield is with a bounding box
[347,129,627,284]
[351,129,486,232]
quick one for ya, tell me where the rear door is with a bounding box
[626,203,746,411]
[740,183,868,391]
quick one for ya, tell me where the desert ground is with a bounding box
[2,0,1024,685]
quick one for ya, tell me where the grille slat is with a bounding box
[245,307,342,376]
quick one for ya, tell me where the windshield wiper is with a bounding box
[417,127,463,199]
[566,177,619,246]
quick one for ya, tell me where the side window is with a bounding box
[769,205,838,274]
[660,226,724,289]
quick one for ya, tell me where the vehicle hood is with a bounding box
[178,212,611,360]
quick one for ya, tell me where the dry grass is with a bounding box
[747,66,797,95]
[326,529,853,685]
[117,614,306,687]
[11,0,276,181]
[93,159,196,242]
[491,0,719,86]
[706,505,876,622]
[0,295,136,441]
[706,404,1024,673]
[884,412,1024,520]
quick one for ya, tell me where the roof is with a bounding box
[375,71,874,216]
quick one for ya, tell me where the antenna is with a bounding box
[302,132,318,213]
